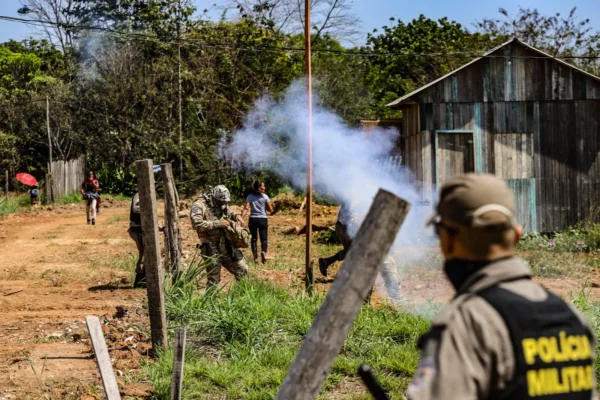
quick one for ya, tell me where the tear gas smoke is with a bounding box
[219,80,436,303]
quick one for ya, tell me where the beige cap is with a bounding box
[428,173,516,228]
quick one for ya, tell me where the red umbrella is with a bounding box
[16,173,38,187]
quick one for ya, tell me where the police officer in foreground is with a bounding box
[190,185,248,287]
[408,173,596,400]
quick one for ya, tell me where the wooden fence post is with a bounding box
[4,170,8,201]
[161,163,182,278]
[170,328,187,400]
[86,316,122,400]
[136,159,168,353]
[275,189,411,400]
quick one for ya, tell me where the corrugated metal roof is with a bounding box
[386,37,600,108]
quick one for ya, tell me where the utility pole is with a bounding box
[46,95,52,167]
[46,95,54,202]
[304,0,313,294]
[177,0,183,181]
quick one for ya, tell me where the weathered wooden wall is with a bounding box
[396,41,600,232]
[47,156,86,201]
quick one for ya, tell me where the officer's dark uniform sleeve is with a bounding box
[407,296,514,400]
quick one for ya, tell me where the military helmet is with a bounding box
[211,185,231,203]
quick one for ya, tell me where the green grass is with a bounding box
[0,195,30,219]
[146,259,429,399]
[570,286,600,375]
[104,193,132,202]
[519,223,600,253]
[55,192,132,205]
[56,192,84,204]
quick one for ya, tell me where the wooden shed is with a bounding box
[387,38,600,232]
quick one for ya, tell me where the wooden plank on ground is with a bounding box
[86,316,121,400]
[275,190,411,400]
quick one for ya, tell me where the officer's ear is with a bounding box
[439,228,456,259]
[513,224,523,246]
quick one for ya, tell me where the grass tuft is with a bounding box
[56,192,84,205]
[0,195,30,218]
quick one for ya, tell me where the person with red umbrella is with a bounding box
[16,173,39,205]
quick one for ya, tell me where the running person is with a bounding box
[242,180,274,264]
[81,172,99,225]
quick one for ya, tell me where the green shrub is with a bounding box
[0,195,29,218]
[519,225,600,253]
[56,192,83,204]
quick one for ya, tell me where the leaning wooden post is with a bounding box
[161,163,182,278]
[276,190,410,400]
[86,316,122,400]
[170,328,187,400]
[136,159,168,354]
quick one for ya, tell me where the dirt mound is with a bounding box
[273,193,304,213]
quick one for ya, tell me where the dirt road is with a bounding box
[0,203,150,399]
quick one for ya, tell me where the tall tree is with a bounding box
[364,15,500,118]
[20,0,76,53]
[224,0,361,43]
[68,0,195,37]
[478,7,600,75]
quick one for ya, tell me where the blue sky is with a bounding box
[1,0,599,44]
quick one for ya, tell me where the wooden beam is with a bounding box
[161,163,182,279]
[275,189,411,400]
[170,328,187,400]
[86,316,121,400]
[136,159,168,353]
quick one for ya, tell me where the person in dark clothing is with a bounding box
[318,201,353,276]
[242,180,274,264]
[81,172,99,225]
[29,184,40,205]
[128,192,145,288]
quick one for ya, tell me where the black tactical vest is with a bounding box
[479,282,594,399]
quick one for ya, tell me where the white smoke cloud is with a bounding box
[219,80,436,301]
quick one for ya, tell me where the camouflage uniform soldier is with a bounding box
[408,174,596,400]
[190,185,248,286]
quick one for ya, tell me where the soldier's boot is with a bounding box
[92,218,96,226]
[87,219,91,225]
[133,271,146,288]
[318,255,337,277]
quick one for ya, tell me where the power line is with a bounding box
[1,14,600,60]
